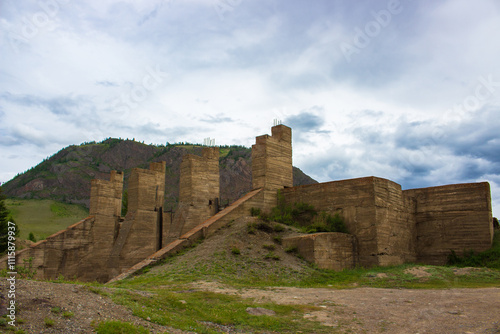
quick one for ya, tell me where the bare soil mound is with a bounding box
[146,216,311,284]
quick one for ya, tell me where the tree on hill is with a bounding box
[0,186,19,253]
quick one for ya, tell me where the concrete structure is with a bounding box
[9,163,166,282]
[252,124,292,210]
[282,177,493,269]
[2,124,494,281]
[164,147,220,244]
[283,233,357,271]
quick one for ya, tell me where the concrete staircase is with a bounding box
[106,188,263,283]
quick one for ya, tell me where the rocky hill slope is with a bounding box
[2,138,316,209]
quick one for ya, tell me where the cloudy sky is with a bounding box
[1,0,499,215]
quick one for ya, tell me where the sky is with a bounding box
[1,0,499,215]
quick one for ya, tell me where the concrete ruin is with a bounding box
[3,125,494,281]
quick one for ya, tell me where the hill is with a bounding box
[2,138,317,209]
[5,199,89,241]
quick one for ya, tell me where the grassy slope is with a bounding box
[99,221,500,333]
[113,220,500,291]
[5,199,89,240]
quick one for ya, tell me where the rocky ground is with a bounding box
[1,278,499,334]
[0,279,184,334]
[195,281,500,334]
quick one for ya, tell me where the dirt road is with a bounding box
[1,279,499,333]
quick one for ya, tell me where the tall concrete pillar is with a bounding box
[166,147,220,243]
[252,124,293,209]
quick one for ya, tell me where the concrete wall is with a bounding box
[14,217,95,281]
[283,177,493,268]
[89,170,123,217]
[108,162,166,278]
[166,147,220,243]
[405,182,493,265]
[373,178,417,265]
[282,233,357,271]
[252,125,293,210]
[7,164,169,283]
[84,170,124,281]
[282,177,380,266]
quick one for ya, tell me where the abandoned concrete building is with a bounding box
[4,125,494,282]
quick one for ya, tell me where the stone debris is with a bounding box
[245,307,276,316]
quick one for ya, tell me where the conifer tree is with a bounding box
[0,186,18,253]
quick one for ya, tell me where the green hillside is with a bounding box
[5,199,89,241]
[3,138,317,210]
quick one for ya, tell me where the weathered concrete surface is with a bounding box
[107,188,264,283]
[165,147,220,244]
[12,216,96,281]
[283,233,357,271]
[282,177,379,267]
[89,170,123,217]
[283,177,493,268]
[373,178,417,266]
[8,163,167,283]
[3,125,494,281]
[405,182,493,265]
[252,125,292,210]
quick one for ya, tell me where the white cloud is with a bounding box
[0,0,499,216]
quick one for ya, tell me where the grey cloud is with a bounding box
[394,107,500,165]
[200,113,234,124]
[96,80,119,87]
[302,105,499,193]
[0,93,85,116]
[138,3,163,26]
[285,109,324,132]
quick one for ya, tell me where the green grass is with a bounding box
[5,199,89,240]
[44,317,55,327]
[106,261,499,333]
[50,306,62,314]
[62,311,74,319]
[112,247,500,291]
[110,289,329,333]
[94,320,149,334]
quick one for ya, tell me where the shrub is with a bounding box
[44,318,55,327]
[231,246,241,255]
[250,207,261,217]
[447,230,500,269]
[306,212,348,234]
[28,232,37,242]
[273,224,285,232]
[272,235,283,244]
[285,246,298,253]
[264,252,280,261]
[255,222,274,233]
[264,191,348,234]
[63,311,74,319]
[247,223,256,234]
[51,307,61,314]
[263,244,276,251]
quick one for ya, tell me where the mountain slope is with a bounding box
[3,138,317,209]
